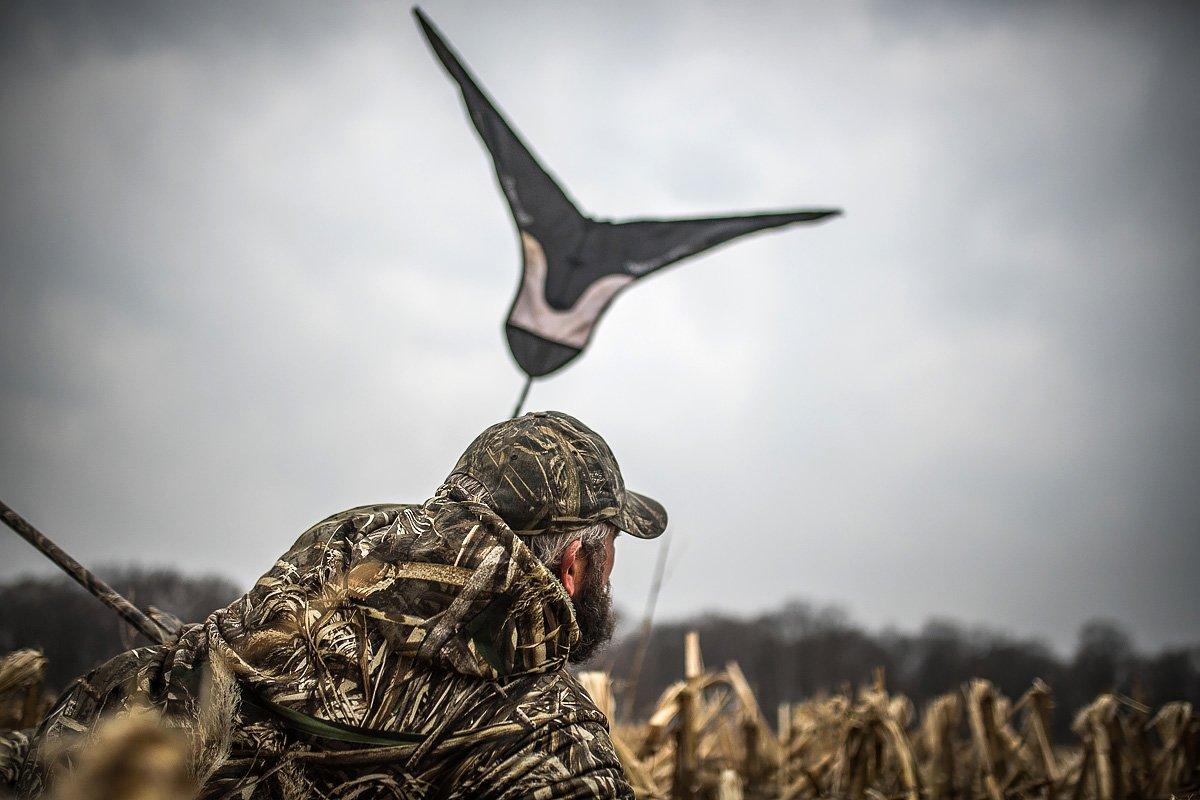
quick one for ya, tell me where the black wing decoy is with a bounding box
[413,8,841,378]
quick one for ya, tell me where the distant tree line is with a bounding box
[604,599,1200,742]
[1,570,1196,743]
[0,567,241,691]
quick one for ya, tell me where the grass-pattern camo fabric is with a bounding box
[12,489,632,799]
[451,412,666,540]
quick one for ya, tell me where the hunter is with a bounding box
[9,411,665,798]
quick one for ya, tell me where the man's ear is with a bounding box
[558,540,587,597]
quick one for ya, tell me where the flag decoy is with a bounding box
[413,8,841,390]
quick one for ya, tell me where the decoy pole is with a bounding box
[0,499,170,645]
[511,375,533,418]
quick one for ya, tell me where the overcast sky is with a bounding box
[1,1,1197,654]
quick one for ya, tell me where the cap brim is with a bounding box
[616,491,667,539]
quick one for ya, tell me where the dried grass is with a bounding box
[606,633,1199,800]
[48,709,197,800]
[0,649,48,730]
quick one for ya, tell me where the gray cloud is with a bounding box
[1,0,1196,653]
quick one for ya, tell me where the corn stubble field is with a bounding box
[2,637,1198,800]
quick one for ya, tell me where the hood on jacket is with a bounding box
[205,480,580,727]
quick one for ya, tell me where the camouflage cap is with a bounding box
[447,411,667,539]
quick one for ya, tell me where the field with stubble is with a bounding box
[588,632,1197,800]
[2,636,1197,800]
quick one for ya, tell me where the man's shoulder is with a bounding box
[304,503,418,535]
[518,669,610,728]
[281,503,420,556]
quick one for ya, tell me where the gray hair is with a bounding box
[520,521,616,575]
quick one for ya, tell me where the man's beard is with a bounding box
[567,563,616,665]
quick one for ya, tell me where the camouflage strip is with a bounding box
[286,721,538,766]
[345,561,474,598]
[244,692,426,746]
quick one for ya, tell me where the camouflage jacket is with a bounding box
[13,483,632,799]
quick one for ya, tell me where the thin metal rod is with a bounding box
[511,374,533,418]
[0,499,170,645]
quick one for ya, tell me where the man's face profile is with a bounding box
[563,530,618,665]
